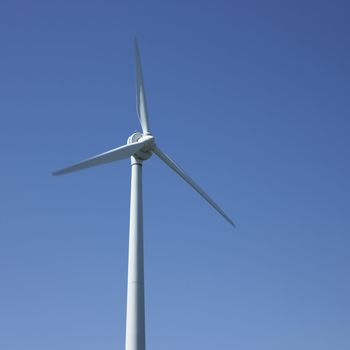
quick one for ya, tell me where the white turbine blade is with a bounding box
[134,38,150,134]
[53,142,145,176]
[153,147,235,227]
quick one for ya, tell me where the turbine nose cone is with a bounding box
[127,132,155,161]
[127,132,143,144]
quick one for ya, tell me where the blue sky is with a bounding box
[1,0,349,349]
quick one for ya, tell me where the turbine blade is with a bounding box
[134,38,150,134]
[153,147,235,227]
[53,141,145,176]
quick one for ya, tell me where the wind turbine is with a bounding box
[53,39,235,350]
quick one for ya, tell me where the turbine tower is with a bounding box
[53,39,235,350]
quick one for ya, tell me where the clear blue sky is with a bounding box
[1,1,349,349]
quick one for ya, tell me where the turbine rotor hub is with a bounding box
[127,132,143,144]
[127,132,155,161]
